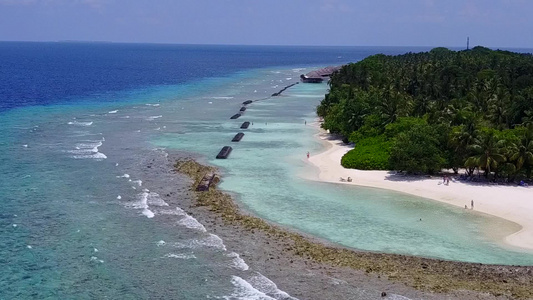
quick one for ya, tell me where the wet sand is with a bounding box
[165,155,533,300]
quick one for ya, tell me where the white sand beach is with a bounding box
[306,129,533,252]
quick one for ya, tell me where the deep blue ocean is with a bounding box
[1,42,533,300]
[0,42,432,112]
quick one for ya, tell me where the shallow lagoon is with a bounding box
[153,67,533,265]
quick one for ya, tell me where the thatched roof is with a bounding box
[304,65,342,79]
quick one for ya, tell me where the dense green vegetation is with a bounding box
[341,136,391,170]
[317,46,533,180]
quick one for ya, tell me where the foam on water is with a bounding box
[126,191,170,218]
[90,256,104,263]
[173,234,227,251]
[249,273,298,300]
[142,209,154,218]
[156,207,187,216]
[177,215,207,232]
[225,276,277,300]
[212,96,234,100]
[165,253,197,259]
[226,252,249,271]
[146,115,163,121]
[68,139,107,160]
[128,192,155,218]
[68,121,93,126]
[145,192,169,207]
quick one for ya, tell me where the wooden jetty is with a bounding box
[242,100,253,105]
[230,113,241,119]
[216,146,232,159]
[240,121,250,129]
[231,132,244,142]
[196,173,215,191]
[239,107,247,112]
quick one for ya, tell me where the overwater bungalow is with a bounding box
[300,65,342,83]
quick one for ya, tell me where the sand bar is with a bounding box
[307,129,533,252]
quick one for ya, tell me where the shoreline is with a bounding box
[171,157,533,300]
[306,125,533,252]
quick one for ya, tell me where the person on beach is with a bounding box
[304,120,307,125]
[471,200,474,209]
[306,151,310,159]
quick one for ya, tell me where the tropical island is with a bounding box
[317,46,533,179]
[169,48,533,300]
[310,47,533,252]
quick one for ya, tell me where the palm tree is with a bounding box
[487,85,510,129]
[467,130,507,178]
[523,110,533,126]
[450,115,479,156]
[508,124,533,178]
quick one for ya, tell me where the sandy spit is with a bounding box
[306,128,533,252]
[169,157,533,300]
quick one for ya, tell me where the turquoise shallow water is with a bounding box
[1,71,307,299]
[153,67,533,265]
[2,63,533,299]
